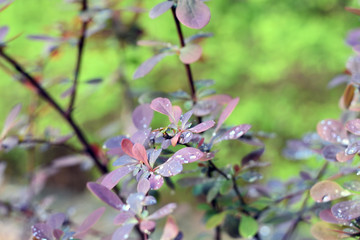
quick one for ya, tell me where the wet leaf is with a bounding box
[331,200,360,220]
[319,209,341,224]
[343,181,360,192]
[239,215,258,238]
[310,180,350,203]
[179,44,202,64]
[322,145,343,162]
[147,203,177,220]
[133,52,173,79]
[156,160,183,177]
[149,1,173,19]
[73,207,106,238]
[137,178,151,194]
[176,0,211,29]
[140,220,156,233]
[101,166,135,189]
[87,182,123,209]
[206,212,227,229]
[240,171,263,183]
[336,151,355,162]
[150,97,181,124]
[132,104,153,130]
[46,213,66,230]
[345,119,360,135]
[31,223,52,240]
[188,120,215,133]
[168,147,204,164]
[317,119,348,144]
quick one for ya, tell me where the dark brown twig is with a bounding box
[67,0,90,114]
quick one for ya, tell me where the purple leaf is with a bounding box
[148,149,162,167]
[217,124,251,143]
[132,104,153,129]
[150,97,181,124]
[1,103,21,138]
[328,75,349,88]
[60,86,74,99]
[114,211,135,225]
[46,213,66,230]
[140,220,156,233]
[180,110,193,128]
[147,203,177,220]
[215,97,239,132]
[101,166,135,189]
[52,155,86,168]
[32,223,53,240]
[188,120,215,133]
[113,155,138,166]
[310,180,350,203]
[176,0,210,29]
[130,128,151,145]
[192,100,217,116]
[345,141,360,155]
[87,182,123,209]
[321,145,343,162]
[345,119,360,135]
[149,1,173,19]
[156,160,183,177]
[112,224,136,240]
[179,44,202,64]
[143,196,157,205]
[160,216,179,240]
[133,52,173,79]
[169,147,203,164]
[53,229,63,240]
[317,119,348,144]
[127,193,145,214]
[241,147,264,166]
[331,200,360,220]
[137,178,151,194]
[103,135,127,149]
[148,173,164,189]
[27,35,59,42]
[0,26,8,42]
[73,207,106,238]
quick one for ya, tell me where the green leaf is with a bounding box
[239,215,258,238]
[219,180,232,195]
[197,203,212,211]
[206,184,220,203]
[206,212,227,229]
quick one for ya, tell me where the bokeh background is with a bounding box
[0,0,359,239]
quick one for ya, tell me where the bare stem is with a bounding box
[281,162,329,240]
[171,6,197,104]
[0,49,108,175]
[67,0,90,114]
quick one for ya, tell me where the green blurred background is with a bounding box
[0,0,359,181]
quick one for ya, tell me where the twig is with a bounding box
[281,162,329,240]
[171,6,197,104]
[0,49,108,175]
[67,0,90,114]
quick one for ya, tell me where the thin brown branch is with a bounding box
[171,6,197,104]
[0,49,108,175]
[67,0,90,114]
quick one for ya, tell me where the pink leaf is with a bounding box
[147,203,177,220]
[112,224,136,240]
[1,103,21,138]
[151,97,181,124]
[171,132,181,146]
[317,119,348,144]
[133,52,172,79]
[176,0,210,29]
[215,97,239,132]
[132,143,150,167]
[137,178,151,194]
[132,104,153,129]
[310,180,350,203]
[216,124,251,143]
[101,166,135,189]
[181,110,193,128]
[73,207,106,238]
[345,119,360,135]
[179,44,202,64]
[336,151,355,162]
[140,220,156,233]
[149,1,173,19]
[188,120,215,133]
[319,209,342,224]
[172,106,182,124]
[121,139,134,157]
[161,216,179,240]
[87,182,123,209]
